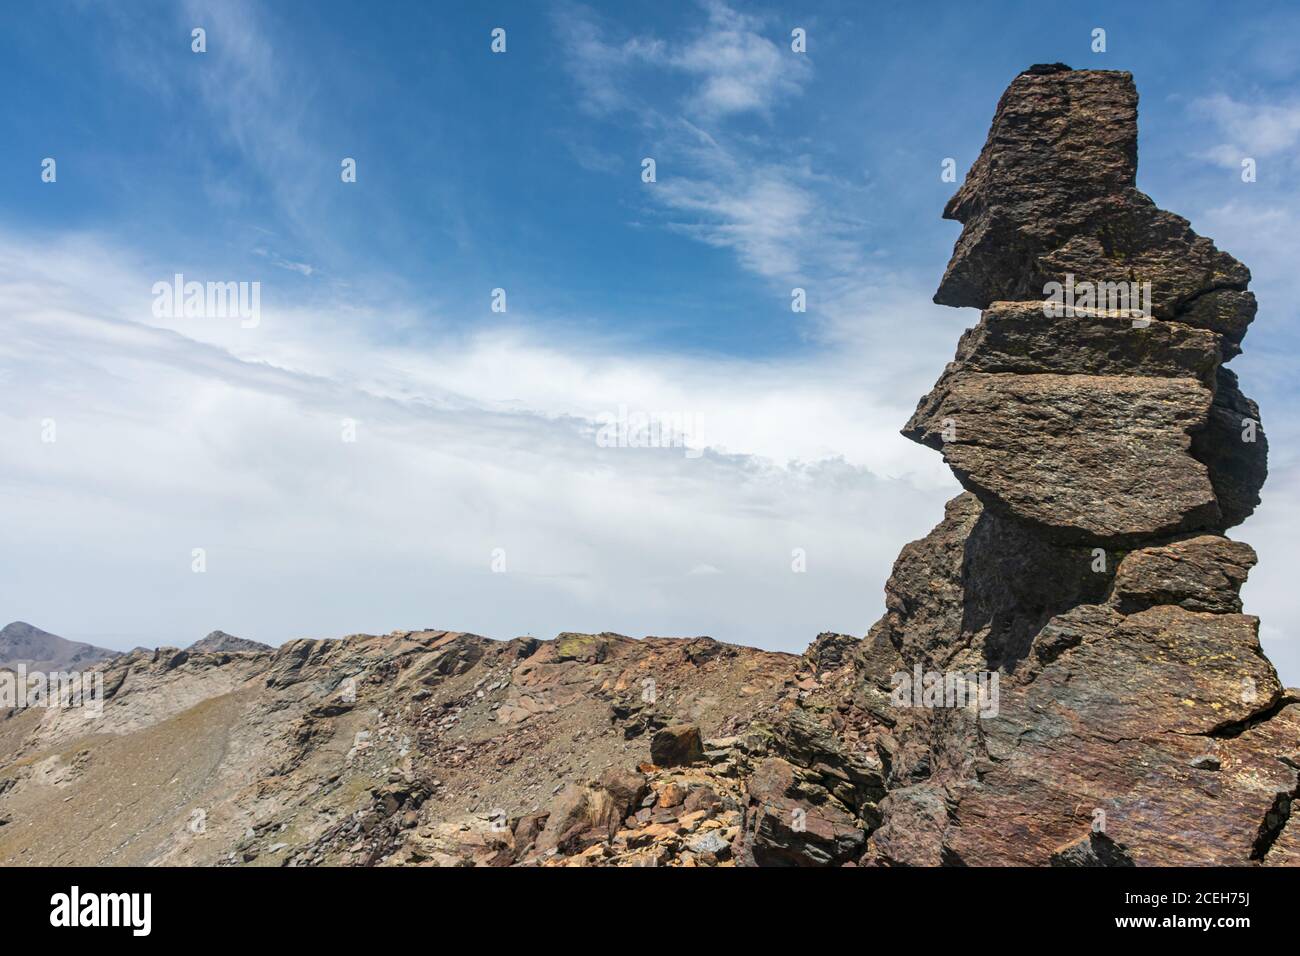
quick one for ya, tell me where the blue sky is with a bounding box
[3,1,1300,683]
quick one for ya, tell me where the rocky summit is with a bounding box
[1,66,1295,868]
[188,631,273,654]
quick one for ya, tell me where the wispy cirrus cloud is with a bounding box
[657,160,817,279]
[254,248,317,277]
[1192,93,1300,169]
[555,1,879,336]
[671,0,810,118]
[556,0,809,120]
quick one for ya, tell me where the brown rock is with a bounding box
[656,782,688,808]
[855,64,1294,869]
[683,787,722,815]
[935,67,1248,319]
[1109,535,1256,614]
[905,371,1218,546]
[597,768,648,818]
[651,725,705,767]
[512,811,549,855]
[1180,289,1257,357]
[740,757,865,866]
[940,301,1221,383]
[1192,367,1268,528]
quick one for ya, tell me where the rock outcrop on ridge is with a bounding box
[0,66,1294,868]
[189,631,272,654]
[857,64,1296,866]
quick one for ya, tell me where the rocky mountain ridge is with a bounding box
[0,628,841,866]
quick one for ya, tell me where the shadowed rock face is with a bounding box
[855,66,1298,866]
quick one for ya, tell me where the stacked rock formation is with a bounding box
[853,65,1298,865]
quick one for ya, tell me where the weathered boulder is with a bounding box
[906,371,1218,545]
[512,811,549,856]
[535,785,619,855]
[935,66,1249,320]
[739,758,865,866]
[597,767,649,815]
[1108,535,1256,614]
[804,632,861,672]
[532,768,649,857]
[935,301,1222,382]
[651,724,705,767]
[1180,289,1257,358]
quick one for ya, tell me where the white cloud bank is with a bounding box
[0,229,958,658]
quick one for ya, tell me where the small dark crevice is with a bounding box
[940,845,968,866]
[1250,779,1299,861]
[1192,693,1298,740]
[1171,280,1250,319]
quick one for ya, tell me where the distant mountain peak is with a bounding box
[0,621,119,671]
[188,630,272,654]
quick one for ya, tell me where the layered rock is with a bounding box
[854,65,1297,866]
[934,64,1251,327]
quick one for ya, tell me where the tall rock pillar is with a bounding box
[857,65,1297,866]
